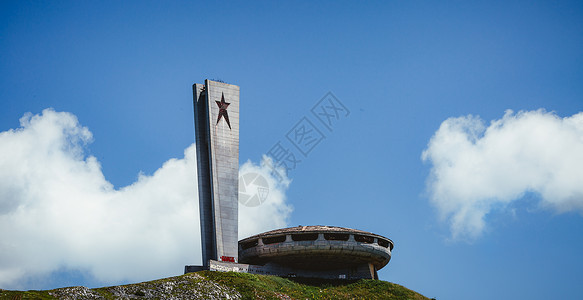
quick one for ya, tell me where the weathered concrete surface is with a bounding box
[192,80,240,267]
[209,259,375,280]
[238,225,393,279]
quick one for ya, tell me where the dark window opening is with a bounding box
[241,239,258,250]
[324,233,349,241]
[291,233,319,241]
[354,234,374,244]
[263,235,287,244]
[378,239,390,248]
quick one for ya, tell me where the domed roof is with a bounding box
[241,225,392,244]
[238,225,394,271]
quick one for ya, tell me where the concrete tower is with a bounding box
[193,80,240,266]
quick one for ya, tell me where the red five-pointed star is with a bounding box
[215,93,231,129]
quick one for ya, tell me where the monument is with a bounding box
[193,80,240,266]
[186,80,393,279]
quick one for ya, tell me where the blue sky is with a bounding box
[1,1,582,299]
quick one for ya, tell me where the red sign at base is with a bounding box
[220,256,235,262]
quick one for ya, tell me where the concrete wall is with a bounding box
[208,260,375,280]
[239,232,392,270]
[193,80,240,266]
[193,83,214,267]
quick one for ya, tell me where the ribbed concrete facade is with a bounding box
[238,226,393,279]
[193,80,240,266]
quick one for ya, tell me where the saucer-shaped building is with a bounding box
[238,225,393,279]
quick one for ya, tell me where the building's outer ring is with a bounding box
[238,225,393,273]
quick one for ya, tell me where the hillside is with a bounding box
[0,271,430,300]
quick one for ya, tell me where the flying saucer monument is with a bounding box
[185,80,393,279]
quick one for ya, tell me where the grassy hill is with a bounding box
[0,271,430,299]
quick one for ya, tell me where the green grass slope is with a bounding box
[0,271,430,300]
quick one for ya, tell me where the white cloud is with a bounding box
[422,109,583,240]
[0,109,292,289]
[239,156,293,239]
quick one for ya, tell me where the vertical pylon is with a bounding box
[193,80,240,266]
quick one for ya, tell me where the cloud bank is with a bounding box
[422,109,583,240]
[0,109,292,289]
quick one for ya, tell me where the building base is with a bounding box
[184,260,376,280]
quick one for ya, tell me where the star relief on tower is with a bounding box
[215,93,232,129]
